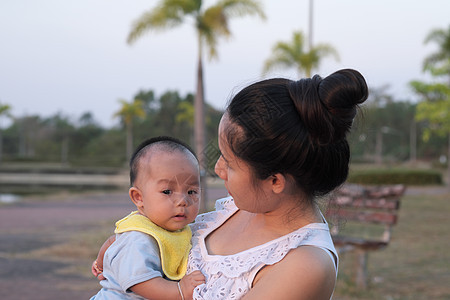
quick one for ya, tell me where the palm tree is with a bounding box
[423,25,450,80]
[263,30,339,78]
[114,98,146,162]
[126,0,266,173]
[0,103,11,163]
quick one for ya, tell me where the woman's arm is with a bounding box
[131,270,205,300]
[242,246,336,300]
[91,235,116,279]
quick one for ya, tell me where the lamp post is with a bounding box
[375,126,402,164]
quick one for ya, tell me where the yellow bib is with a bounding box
[114,211,192,280]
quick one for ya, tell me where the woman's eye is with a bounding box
[162,190,172,195]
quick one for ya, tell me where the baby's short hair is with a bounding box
[129,136,197,186]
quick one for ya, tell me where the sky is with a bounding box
[1,0,449,128]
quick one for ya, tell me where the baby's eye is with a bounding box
[162,190,172,195]
[188,189,199,195]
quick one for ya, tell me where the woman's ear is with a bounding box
[129,187,144,208]
[270,173,287,194]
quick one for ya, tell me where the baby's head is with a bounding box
[128,136,200,231]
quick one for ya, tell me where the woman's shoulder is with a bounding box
[251,246,337,299]
[283,245,336,274]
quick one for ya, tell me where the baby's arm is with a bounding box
[131,270,205,300]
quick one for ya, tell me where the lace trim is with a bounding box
[189,197,315,277]
[190,197,236,233]
[190,229,313,278]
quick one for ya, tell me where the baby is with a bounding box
[91,136,205,300]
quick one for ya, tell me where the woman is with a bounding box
[94,69,368,299]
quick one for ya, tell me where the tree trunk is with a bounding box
[308,0,313,51]
[195,33,207,212]
[375,130,383,164]
[61,137,69,165]
[126,122,133,163]
[447,133,450,188]
[19,119,26,157]
[409,120,417,164]
[0,129,2,163]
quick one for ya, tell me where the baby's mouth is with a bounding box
[173,213,186,219]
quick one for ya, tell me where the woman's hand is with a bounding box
[91,235,116,280]
[91,259,104,280]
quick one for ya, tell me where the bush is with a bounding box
[348,168,443,185]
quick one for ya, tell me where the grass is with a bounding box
[333,191,450,300]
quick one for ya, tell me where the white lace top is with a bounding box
[187,197,338,300]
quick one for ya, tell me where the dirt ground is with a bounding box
[0,187,228,299]
[0,186,447,299]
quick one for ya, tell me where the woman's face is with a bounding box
[215,114,266,212]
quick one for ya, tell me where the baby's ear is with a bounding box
[129,187,144,208]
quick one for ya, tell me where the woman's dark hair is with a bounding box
[129,136,197,186]
[225,69,368,200]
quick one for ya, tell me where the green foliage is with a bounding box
[262,30,339,77]
[348,168,443,185]
[410,24,450,185]
[423,25,450,76]
[410,25,450,142]
[0,102,11,119]
[127,0,265,60]
[412,81,450,141]
[1,89,222,168]
[114,98,146,126]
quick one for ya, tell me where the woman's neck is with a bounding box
[245,197,322,236]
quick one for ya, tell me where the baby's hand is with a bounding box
[179,270,205,300]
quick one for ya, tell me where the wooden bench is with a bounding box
[325,184,406,289]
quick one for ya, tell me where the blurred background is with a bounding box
[0,0,449,299]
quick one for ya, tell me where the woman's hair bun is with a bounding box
[288,68,368,144]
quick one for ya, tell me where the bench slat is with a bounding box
[326,208,398,225]
[329,196,400,210]
[332,235,389,251]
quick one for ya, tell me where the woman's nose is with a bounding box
[215,157,227,180]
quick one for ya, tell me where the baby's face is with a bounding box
[133,150,200,231]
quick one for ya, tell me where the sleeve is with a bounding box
[106,231,164,293]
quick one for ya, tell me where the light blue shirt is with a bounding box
[90,231,166,299]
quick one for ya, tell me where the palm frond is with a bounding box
[262,53,295,74]
[0,104,11,116]
[423,25,450,76]
[262,30,339,77]
[127,1,199,44]
[424,28,446,45]
[218,0,266,19]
